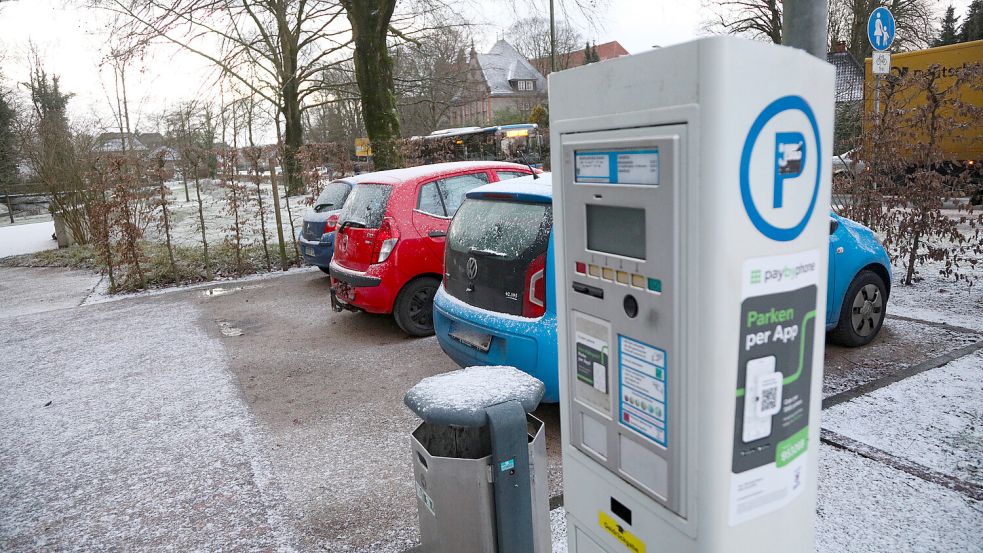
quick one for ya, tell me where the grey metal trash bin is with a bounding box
[405,366,551,553]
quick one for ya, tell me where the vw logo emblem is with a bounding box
[466,257,478,280]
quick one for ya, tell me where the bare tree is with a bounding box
[19,55,93,244]
[304,62,364,147]
[509,16,584,75]
[242,95,273,271]
[706,0,938,57]
[95,0,352,194]
[836,62,983,286]
[393,21,473,135]
[702,0,783,43]
[167,101,214,280]
[151,149,178,282]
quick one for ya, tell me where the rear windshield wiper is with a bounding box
[339,220,367,232]
[314,202,334,212]
[469,248,507,258]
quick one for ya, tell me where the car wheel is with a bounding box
[830,270,887,347]
[319,266,332,275]
[394,276,440,337]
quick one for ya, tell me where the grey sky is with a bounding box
[0,0,967,141]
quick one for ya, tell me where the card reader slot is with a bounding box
[573,281,605,299]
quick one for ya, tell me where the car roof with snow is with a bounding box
[337,161,534,186]
[466,172,553,203]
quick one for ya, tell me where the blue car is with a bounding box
[298,180,353,273]
[434,174,891,403]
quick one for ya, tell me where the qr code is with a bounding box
[760,386,778,413]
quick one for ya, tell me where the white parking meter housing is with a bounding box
[550,37,833,552]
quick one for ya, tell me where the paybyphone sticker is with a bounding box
[730,249,819,526]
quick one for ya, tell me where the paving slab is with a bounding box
[0,267,102,319]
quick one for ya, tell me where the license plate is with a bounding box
[449,326,493,353]
[304,246,315,256]
[335,283,354,302]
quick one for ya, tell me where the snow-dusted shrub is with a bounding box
[834,61,983,286]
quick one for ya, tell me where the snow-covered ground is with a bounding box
[0,298,297,550]
[0,221,57,258]
[151,179,311,248]
[824,351,983,487]
[889,262,983,332]
[816,444,983,553]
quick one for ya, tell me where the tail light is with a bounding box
[372,217,399,264]
[325,214,339,234]
[523,252,547,318]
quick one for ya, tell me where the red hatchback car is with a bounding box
[329,161,536,336]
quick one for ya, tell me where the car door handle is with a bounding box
[428,230,447,238]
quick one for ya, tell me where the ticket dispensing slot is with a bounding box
[564,129,684,514]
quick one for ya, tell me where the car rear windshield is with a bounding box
[339,184,392,229]
[313,181,351,212]
[449,199,552,261]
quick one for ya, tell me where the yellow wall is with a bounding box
[864,40,983,161]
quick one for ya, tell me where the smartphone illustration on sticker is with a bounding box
[742,356,781,442]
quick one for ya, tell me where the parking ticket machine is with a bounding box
[550,37,833,552]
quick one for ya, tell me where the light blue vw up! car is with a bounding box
[434,173,891,403]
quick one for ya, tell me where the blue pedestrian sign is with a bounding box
[868,7,896,51]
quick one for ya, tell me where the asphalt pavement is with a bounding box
[0,266,979,552]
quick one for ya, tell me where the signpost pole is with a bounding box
[874,75,881,124]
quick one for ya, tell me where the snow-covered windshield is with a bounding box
[313,181,352,213]
[339,184,392,229]
[449,199,551,261]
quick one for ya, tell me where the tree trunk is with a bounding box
[345,1,403,170]
[904,229,920,285]
[193,174,212,281]
[159,183,178,283]
[269,156,289,271]
[282,84,305,196]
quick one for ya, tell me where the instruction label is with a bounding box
[730,249,819,526]
[618,336,668,447]
[575,149,660,185]
[576,331,609,394]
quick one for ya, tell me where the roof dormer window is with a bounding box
[515,80,534,91]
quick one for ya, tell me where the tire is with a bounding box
[829,270,888,347]
[319,266,332,275]
[393,276,440,337]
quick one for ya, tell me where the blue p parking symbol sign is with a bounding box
[740,96,822,242]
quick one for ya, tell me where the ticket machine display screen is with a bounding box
[586,205,646,259]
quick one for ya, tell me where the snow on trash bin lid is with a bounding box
[404,366,545,427]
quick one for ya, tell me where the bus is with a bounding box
[415,124,546,167]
